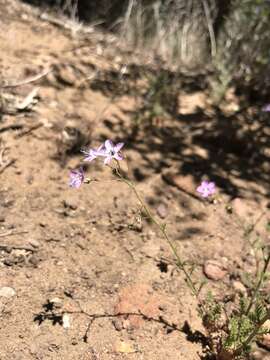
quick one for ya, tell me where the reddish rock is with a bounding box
[114,284,162,329]
[156,203,168,219]
[232,280,247,295]
[203,260,227,281]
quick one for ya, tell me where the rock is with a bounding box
[257,320,270,352]
[0,286,16,298]
[28,239,40,248]
[258,335,270,352]
[112,318,123,331]
[251,349,270,360]
[28,254,41,267]
[57,65,78,86]
[49,297,63,310]
[62,199,77,211]
[114,340,136,353]
[62,313,71,329]
[156,204,168,219]
[114,284,163,329]
[203,260,227,281]
[232,280,247,295]
[0,301,4,313]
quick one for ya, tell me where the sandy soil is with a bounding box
[0,1,269,359]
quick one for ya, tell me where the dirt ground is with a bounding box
[0,1,270,359]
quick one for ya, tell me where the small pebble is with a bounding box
[49,297,63,309]
[232,280,247,295]
[257,320,270,352]
[156,204,168,219]
[0,286,16,298]
[204,260,227,281]
[28,239,40,248]
[62,313,71,329]
[112,318,123,331]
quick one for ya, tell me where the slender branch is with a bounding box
[114,165,200,301]
[1,68,52,88]
[245,252,270,315]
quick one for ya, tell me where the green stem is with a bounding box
[114,167,199,299]
[245,252,270,316]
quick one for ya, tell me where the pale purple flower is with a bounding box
[196,181,216,198]
[69,167,84,188]
[100,140,124,165]
[82,144,105,162]
[262,104,270,112]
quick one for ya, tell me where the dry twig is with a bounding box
[15,123,43,138]
[0,243,37,252]
[1,68,52,89]
[0,159,16,175]
[17,87,39,110]
[0,230,28,238]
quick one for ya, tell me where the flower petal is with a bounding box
[82,148,95,160]
[114,153,123,161]
[114,142,124,152]
[84,155,95,162]
[104,156,112,165]
[105,140,114,152]
[69,168,84,188]
[201,180,209,187]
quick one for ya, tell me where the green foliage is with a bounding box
[200,247,270,358]
[202,291,222,330]
[224,315,252,352]
[249,300,267,325]
[212,0,270,102]
[223,298,268,356]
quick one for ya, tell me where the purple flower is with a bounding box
[100,140,124,165]
[196,181,215,198]
[262,104,270,112]
[69,167,84,188]
[82,145,105,162]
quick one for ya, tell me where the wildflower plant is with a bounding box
[69,139,270,359]
[196,180,216,198]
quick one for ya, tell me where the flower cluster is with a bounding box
[196,180,216,198]
[69,138,216,198]
[69,140,124,188]
[83,140,124,165]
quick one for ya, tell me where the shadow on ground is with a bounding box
[21,0,127,26]
[104,92,270,202]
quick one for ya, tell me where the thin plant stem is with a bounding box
[245,252,270,316]
[114,165,200,301]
